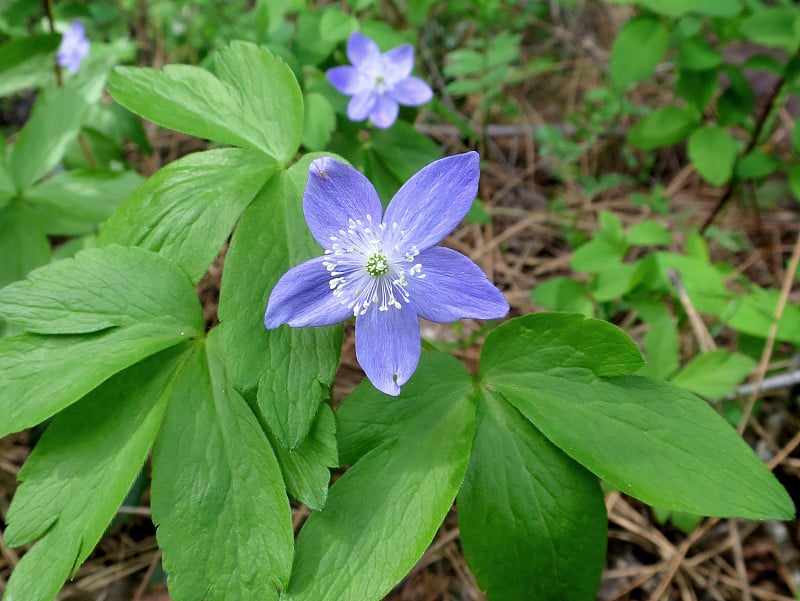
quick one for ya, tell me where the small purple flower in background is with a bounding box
[264,152,509,396]
[326,31,433,129]
[57,20,90,74]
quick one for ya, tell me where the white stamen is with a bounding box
[322,216,423,316]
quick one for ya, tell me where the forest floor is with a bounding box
[1,3,800,600]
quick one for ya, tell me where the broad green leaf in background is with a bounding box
[109,42,303,164]
[151,333,293,601]
[481,313,795,520]
[688,126,738,187]
[0,33,60,97]
[677,36,723,71]
[0,203,50,289]
[571,239,624,273]
[609,16,669,89]
[24,169,144,235]
[369,121,442,185]
[627,220,672,246]
[217,154,342,449]
[672,350,756,399]
[285,352,475,601]
[458,388,606,601]
[723,287,800,346]
[740,7,800,51]
[736,150,781,180]
[628,106,699,150]
[98,148,274,284]
[0,246,203,335]
[608,0,742,18]
[654,252,732,314]
[716,66,754,127]
[2,347,187,601]
[638,316,680,379]
[270,402,337,511]
[9,85,91,191]
[302,92,336,151]
[591,261,642,302]
[677,68,718,111]
[530,277,593,317]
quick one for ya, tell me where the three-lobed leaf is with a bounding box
[98,148,274,284]
[284,352,475,601]
[151,333,293,601]
[0,245,202,437]
[217,154,342,449]
[109,42,302,165]
[459,388,607,601]
[0,245,203,335]
[3,346,189,601]
[481,313,795,520]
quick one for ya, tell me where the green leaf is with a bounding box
[638,316,680,379]
[677,68,719,111]
[480,313,644,379]
[591,261,641,302]
[151,333,293,601]
[677,36,723,71]
[0,203,50,290]
[789,164,800,201]
[0,33,60,97]
[531,277,593,317]
[736,150,781,180]
[369,121,441,185]
[571,238,624,274]
[109,42,302,164]
[285,352,475,601]
[740,7,800,51]
[458,388,606,601]
[24,168,144,235]
[609,16,670,89]
[302,92,336,151]
[688,126,738,186]
[723,287,800,346]
[672,350,756,399]
[627,220,672,246]
[717,66,754,127]
[270,402,337,511]
[0,326,192,438]
[609,0,741,17]
[217,155,342,449]
[628,106,699,150]
[9,85,91,191]
[2,346,186,601]
[98,148,274,284]
[482,314,795,520]
[0,245,203,335]
[792,121,800,153]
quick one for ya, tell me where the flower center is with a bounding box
[322,215,426,317]
[365,253,389,276]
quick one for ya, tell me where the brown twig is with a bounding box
[701,62,791,233]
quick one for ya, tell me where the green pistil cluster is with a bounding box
[365,253,389,276]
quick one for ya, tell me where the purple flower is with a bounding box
[326,31,433,129]
[264,152,509,396]
[56,20,90,74]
